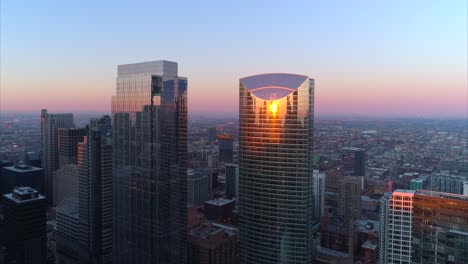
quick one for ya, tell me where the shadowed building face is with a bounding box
[239,73,315,264]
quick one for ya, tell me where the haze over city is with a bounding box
[1,0,467,117]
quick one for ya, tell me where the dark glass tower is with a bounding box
[111,60,187,263]
[239,73,314,263]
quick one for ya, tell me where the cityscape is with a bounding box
[1,1,467,264]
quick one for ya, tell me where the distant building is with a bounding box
[430,172,466,194]
[89,115,112,135]
[313,170,325,219]
[24,152,41,168]
[412,190,468,263]
[379,190,415,264]
[204,198,235,224]
[187,222,238,264]
[78,129,113,264]
[58,127,86,168]
[225,163,239,199]
[3,187,47,264]
[410,177,425,190]
[0,164,44,195]
[440,158,468,173]
[354,149,366,176]
[208,127,217,142]
[56,198,80,261]
[187,169,210,206]
[41,109,74,203]
[218,134,234,163]
[337,176,362,224]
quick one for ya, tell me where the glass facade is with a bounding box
[239,73,314,263]
[111,61,187,264]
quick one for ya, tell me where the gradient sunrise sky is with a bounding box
[1,0,467,117]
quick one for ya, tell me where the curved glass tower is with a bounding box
[239,73,314,264]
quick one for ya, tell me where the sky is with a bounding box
[1,0,467,117]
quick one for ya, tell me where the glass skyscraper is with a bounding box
[239,73,315,263]
[111,61,187,263]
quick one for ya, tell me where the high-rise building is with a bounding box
[239,73,314,263]
[187,222,238,264]
[89,115,112,135]
[218,134,234,163]
[41,109,74,203]
[58,127,86,168]
[111,60,187,263]
[313,170,325,219]
[208,127,217,142]
[353,149,366,177]
[412,190,468,263]
[225,163,239,199]
[3,187,47,264]
[54,164,78,206]
[0,164,44,195]
[56,198,80,261]
[25,152,41,168]
[187,169,210,207]
[78,128,113,263]
[378,190,415,264]
[337,176,362,224]
[429,172,466,194]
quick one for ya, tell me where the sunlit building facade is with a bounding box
[239,73,314,263]
[111,60,187,263]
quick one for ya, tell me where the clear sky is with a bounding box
[1,0,467,117]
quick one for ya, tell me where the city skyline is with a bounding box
[1,1,467,118]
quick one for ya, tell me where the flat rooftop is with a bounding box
[205,198,235,206]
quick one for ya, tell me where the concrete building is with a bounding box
[337,176,362,224]
[430,172,467,194]
[3,187,47,264]
[188,169,210,207]
[187,222,238,264]
[379,190,415,264]
[56,198,80,261]
[204,198,235,224]
[53,164,78,206]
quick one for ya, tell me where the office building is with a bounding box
[187,222,238,264]
[354,149,366,177]
[239,73,314,263]
[225,163,239,199]
[78,128,113,264]
[378,190,415,264]
[410,178,424,190]
[429,172,466,194]
[0,164,44,195]
[54,164,78,206]
[58,127,86,168]
[89,115,112,135]
[208,127,217,142]
[56,198,80,260]
[337,176,362,224]
[218,134,234,163]
[41,109,74,203]
[204,198,236,223]
[112,60,187,263]
[3,187,47,264]
[188,169,210,207]
[25,152,41,168]
[412,190,468,263]
[313,170,325,219]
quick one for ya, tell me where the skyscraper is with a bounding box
[337,176,362,224]
[239,73,314,263]
[78,128,113,263]
[111,60,187,263]
[41,109,74,203]
[3,187,47,264]
[379,190,415,264]
[218,133,234,163]
[58,127,86,168]
[225,163,239,199]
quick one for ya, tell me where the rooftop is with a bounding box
[3,165,43,173]
[205,198,235,206]
[240,73,310,100]
[3,187,45,203]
